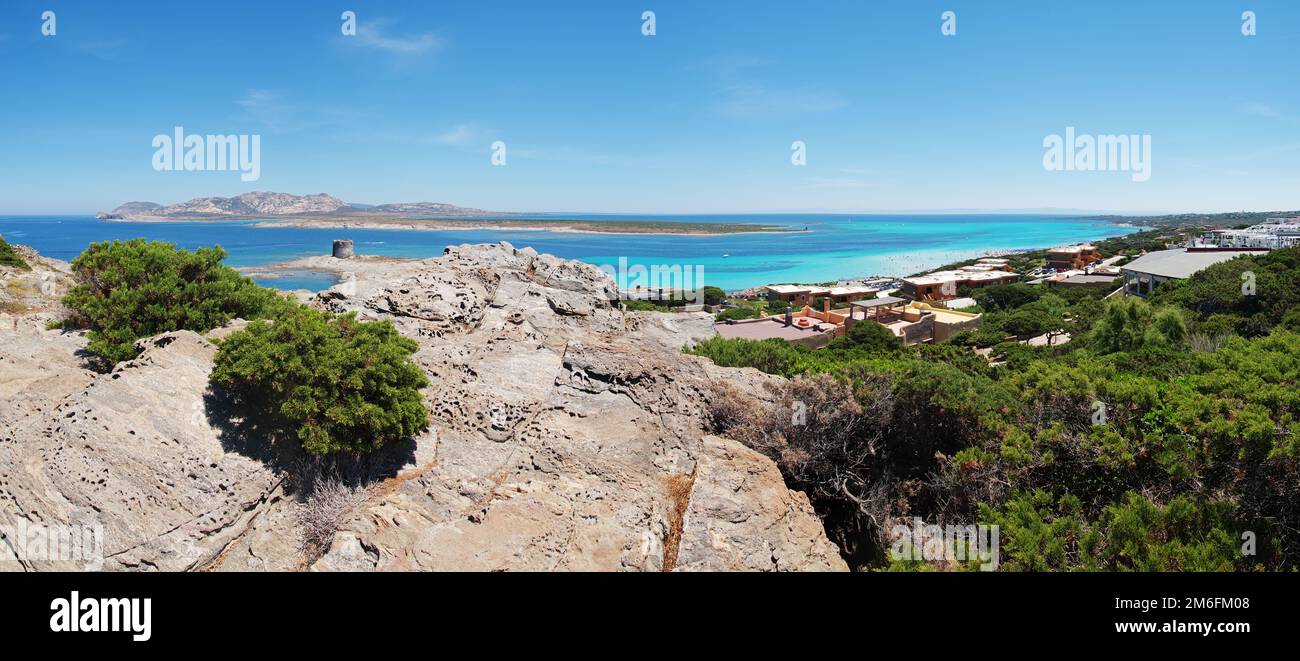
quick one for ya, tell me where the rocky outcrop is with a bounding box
[0,241,846,572]
[103,192,491,219]
[125,191,348,217]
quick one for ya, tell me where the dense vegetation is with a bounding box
[211,305,429,455]
[691,247,1300,571]
[59,239,429,456]
[919,226,1199,277]
[621,286,725,312]
[0,233,29,270]
[1091,209,1300,229]
[60,239,284,363]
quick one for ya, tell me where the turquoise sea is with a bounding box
[0,214,1138,292]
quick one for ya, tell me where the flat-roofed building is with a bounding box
[1050,273,1121,288]
[1046,244,1103,271]
[763,284,827,306]
[1199,219,1300,250]
[1120,248,1267,297]
[900,268,1019,301]
[763,284,876,306]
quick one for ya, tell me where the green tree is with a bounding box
[829,318,903,355]
[61,239,282,364]
[1089,297,1185,354]
[211,305,430,455]
[972,283,1042,311]
[702,286,726,305]
[1152,247,1300,337]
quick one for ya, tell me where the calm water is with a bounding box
[0,214,1138,292]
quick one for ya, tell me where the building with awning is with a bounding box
[1119,248,1265,297]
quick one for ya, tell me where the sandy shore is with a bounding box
[108,214,798,236]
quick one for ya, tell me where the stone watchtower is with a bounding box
[332,239,355,259]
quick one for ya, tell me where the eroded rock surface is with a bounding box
[0,242,845,572]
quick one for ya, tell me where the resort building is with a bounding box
[1120,248,1267,298]
[900,267,1019,301]
[1197,219,1300,250]
[717,299,854,347]
[1046,244,1103,271]
[1048,273,1121,289]
[716,293,984,347]
[763,284,877,307]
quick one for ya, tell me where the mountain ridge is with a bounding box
[97,191,494,219]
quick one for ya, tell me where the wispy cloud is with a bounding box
[714,82,847,118]
[351,18,441,55]
[839,167,875,177]
[701,53,846,119]
[434,122,493,146]
[514,145,663,168]
[235,89,361,132]
[1226,142,1300,162]
[1242,102,1285,119]
[76,37,128,60]
[804,173,887,190]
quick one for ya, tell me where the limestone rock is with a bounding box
[0,241,846,572]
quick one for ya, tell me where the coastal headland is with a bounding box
[97,191,796,236]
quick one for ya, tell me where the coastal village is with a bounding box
[706,217,1300,349]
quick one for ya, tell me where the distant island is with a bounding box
[96,191,796,235]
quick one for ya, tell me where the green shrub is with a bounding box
[715,306,760,322]
[972,283,1042,311]
[0,233,29,270]
[828,318,903,355]
[702,286,726,305]
[1151,247,1300,337]
[983,490,1242,571]
[1089,297,1185,354]
[211,305,430,455]
[622,299,668,312]
[61,239,282,364]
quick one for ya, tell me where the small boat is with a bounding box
[722,253,730,258]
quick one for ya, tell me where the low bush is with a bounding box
[60,239,282,364]
[211,305,430,456]
[0,233,29,270]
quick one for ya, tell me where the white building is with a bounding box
[1199,218,1300,250]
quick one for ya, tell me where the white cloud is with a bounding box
[1241,102,1284,119]
[434,123,492,146]
[352,19,441,55]
[714,82,846,118]
[700,54,847,119]
[236,89,361,132]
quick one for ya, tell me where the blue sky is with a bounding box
[1,0,1297,214]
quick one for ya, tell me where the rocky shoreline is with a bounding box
[0,241,846,571]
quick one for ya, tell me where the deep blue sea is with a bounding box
[0,214,1138,292]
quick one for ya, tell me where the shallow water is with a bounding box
[0,213,1137,292]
